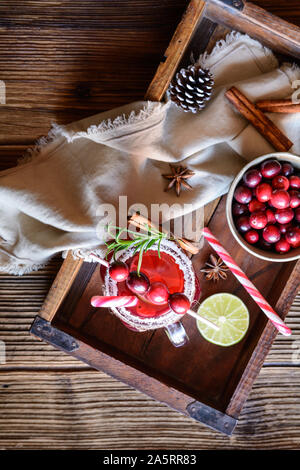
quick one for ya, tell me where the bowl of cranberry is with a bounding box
[226,152,300,262]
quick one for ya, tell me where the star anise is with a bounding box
[162,164,195,197]
[200,254,229,281]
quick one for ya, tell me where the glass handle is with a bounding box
[164,321,189,347]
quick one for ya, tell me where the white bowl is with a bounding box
[226,152,300,262]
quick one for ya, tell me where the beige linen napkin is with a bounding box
[0,32,299,275]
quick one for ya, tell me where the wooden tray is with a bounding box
[30,0,300,435]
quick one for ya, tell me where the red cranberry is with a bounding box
[255,183,272,202]
[249,211,267,229]
[271,190,290,209]
[266,209,276,225]
[289,175,300,189]
[243,169,262,188]
[285,227,300,248]
[147,282,169,304]
[260,159,282,178]
[248,199,266,213]
[244,230,259,244]
[274,208,294,224]
[279,222,293,235]
[262,225,281,243]
[234,185,252,204]
[126,271,150,294]
[109,261,129,282]
[289,190,300,209]
[295,207,300,223]
[275,238,291,253]
[236,215,251,233]
[259,238,272,251]
[168,293,190,315]
[232,202,248,217]
[272,175,289,191]
[282,162,294,177]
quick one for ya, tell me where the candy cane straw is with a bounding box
[203,228,291,336]
[92,294,219,330]
[91,295,138,308]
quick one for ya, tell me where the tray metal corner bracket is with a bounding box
[219,0,244,11]
[30,316,79,353]
[186,401,237,435]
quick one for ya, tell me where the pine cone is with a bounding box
[169,64,214,113]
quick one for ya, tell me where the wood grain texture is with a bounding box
[0,367,300,449]
[39,253,83,322]
[206,0,300,57]
[1,0,300,449]
[145,0,206,101]
[0,0,190,144]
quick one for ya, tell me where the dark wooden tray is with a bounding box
[30,0,300,435]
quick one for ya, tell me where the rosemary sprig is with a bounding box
[105,223,168,274]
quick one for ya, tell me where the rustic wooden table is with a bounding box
[0,0,300,450]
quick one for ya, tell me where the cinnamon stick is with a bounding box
[225,87,293,152]
[128,213,199,255]
[256,99,300,113]
[257,99,295,107]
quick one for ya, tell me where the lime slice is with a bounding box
[196,293,249,347]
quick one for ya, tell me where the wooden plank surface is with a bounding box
[206,0,300,57]
[0,367,300,449]
[0,0,300,449]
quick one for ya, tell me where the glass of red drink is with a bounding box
[103,239,200,346]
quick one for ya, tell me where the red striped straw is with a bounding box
[91,295,138,308]
[203,227,291,336]
[92,295,220,330]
